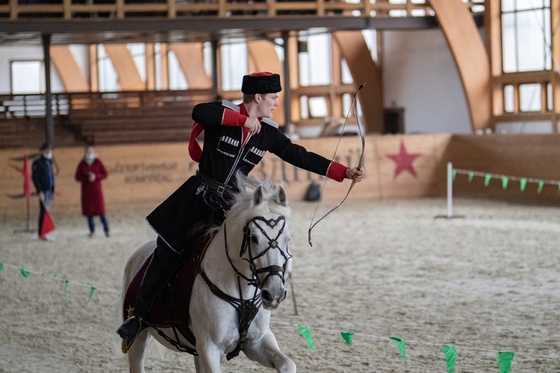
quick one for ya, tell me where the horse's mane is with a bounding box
[226,172,292,223]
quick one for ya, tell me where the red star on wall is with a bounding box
[386,140,422,178]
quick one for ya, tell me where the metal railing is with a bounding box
[0,89,215,119]
[0,93,70,118]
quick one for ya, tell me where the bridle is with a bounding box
[198,212,291,360]
[237,216,292,288]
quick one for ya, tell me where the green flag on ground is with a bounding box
[498,351,514,373]
[390,336,407,362]
[341,331,354,345]
[64,279,70,302]
[442,345,457,373]
[298,326,316,351]
[86,286,96,305]
[20,269,30,278]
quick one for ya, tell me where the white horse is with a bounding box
[120,177,296,373]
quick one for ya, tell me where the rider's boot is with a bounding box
[116,238,178,341]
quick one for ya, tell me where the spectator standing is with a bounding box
[75,145,110,237]
[32,143,55,240]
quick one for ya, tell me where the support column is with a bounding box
[42,33,54,148]
[211,39,219,96]
[282,31,291,127]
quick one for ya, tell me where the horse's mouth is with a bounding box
[261,289,287,310]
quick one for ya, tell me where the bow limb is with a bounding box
[307,83,366,246]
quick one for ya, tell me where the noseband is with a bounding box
[236,216,291,287]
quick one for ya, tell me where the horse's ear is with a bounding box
[275,186,287,206]
[252,185,264,205]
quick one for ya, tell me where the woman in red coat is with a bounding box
[75,145,110,237]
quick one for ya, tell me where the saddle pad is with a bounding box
[122,238,212,330]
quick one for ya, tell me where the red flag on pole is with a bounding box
[39,203,55,239]
[22,154,31,198]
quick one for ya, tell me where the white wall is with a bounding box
[382,29,472,134]
[0,46,64,94]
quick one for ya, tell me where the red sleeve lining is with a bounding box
[326,161,348,182]
[222,109,246,126]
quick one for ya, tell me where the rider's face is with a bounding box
[255,93,279,118]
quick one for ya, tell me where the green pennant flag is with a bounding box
[46,270,58,277]
[390,336,407,362]
[501,176,509,189]
[468,171,474,182]
[341,331,354,345]
[86,286,96,305]
[537,180,544,193]
[557,183,560,193]
[452,169,457,182]
[0,262,3,274]
[442,345,457,373]
[20,269,30,278]
[484,174,492,187]
[498,351,514,373]
[520,178,527,192]
[64,279,70,302]
[298,326,316,351]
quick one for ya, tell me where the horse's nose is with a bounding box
[261,289,286,310]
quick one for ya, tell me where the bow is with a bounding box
[307,83,366,246]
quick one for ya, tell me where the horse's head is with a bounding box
[240,183,292,310]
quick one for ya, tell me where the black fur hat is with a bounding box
[241,72,282,94]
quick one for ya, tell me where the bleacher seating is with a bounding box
[0,90,214,148]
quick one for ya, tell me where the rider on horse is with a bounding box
[117,71,365,341]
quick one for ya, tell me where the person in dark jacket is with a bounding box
[117,72,365,341]
[32,143,55,240]
[75,145,110,237]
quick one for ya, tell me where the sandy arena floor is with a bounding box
[1,197,559,372]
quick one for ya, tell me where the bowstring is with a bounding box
[307,83,365,247]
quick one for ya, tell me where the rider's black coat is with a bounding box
[146,101,340,253]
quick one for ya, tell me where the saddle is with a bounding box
[122,233,215,354]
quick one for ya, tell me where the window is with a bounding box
[298,33,331,86]
[97,45,118,92]
[168,50,188,90]
[501,0,551,73]
[221,42,247,91]
[504,84,514,113]
[11,60,44,94]
[128,43,146,83]
[519,83,541,112]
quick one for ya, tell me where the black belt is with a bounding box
[195,171,235,198]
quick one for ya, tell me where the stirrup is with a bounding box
[116,316,143,341]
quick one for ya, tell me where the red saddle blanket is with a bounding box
[122,235,215,350]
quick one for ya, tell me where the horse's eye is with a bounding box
[251,236,258,244]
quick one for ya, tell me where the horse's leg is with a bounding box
[244,331,296,373]
[192,341,223,373]
[126,329,151,373]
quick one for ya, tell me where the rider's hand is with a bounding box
[346,167,365,182]
[244,117,261,134]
